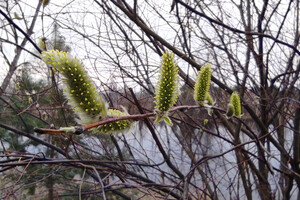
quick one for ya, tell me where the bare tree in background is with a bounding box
[0,0,299,199]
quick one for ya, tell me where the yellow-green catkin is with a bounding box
[205,92,214,115]
[96,109,132,134]
[203,119,208,125]
[14,12,22,20]
[205,93,213,106]
[41,50,108,124]
[226,103,234,118]
[154,51,179,126]
[230,91,242,117]
[194,64,212,106]
[42,0,50,7]
[39,37,47,51]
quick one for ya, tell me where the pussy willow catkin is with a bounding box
[230,91,242,117]
[42,0,50,7]
[154,51,179,126]
[42,50,107,124]
[39,37,47,51]
[194,64,212,106]
[226,103,234,118]
[205,92,213,106]
[96,109,132,134]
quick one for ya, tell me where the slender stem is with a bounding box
[35,104,204,135]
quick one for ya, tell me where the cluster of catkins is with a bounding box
[154,52,242,126]
[42,50,242,134]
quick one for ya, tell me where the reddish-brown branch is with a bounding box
[34,105,203,135]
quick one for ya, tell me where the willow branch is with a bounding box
[34,105,203,135]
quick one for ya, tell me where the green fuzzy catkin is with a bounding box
[194,64,212,106]
[96,109,132,134]
[205,93,214,115]
[226,103,234,118]
[203,119,208,125]
[41,50,107,124]
[39,37,47,51]
[14,12,22,20]
[154,51,179,125]
[42,0,50,7]
[230,91,242,117]
[205,93,213,106]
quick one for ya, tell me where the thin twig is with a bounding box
[0,9,42,53]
